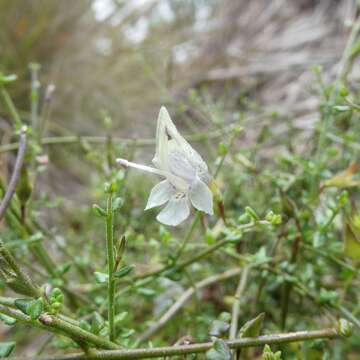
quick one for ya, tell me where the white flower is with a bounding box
[117,106,213,226]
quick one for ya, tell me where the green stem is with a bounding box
[38,314,119,350]
[0,240,41,298]
[0,128,27,220]
[7,328,341,360]
[0,86,22,128]
[29,63,40,134]
[173,213,200,261]
[0,305,119,350]
[229,266,250,340]
[106,192,115,341]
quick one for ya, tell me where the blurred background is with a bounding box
[1,0,357,200]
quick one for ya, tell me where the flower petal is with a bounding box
[168,146,196,183]
[152,106,170,171]
[145,180,174,210]
[155,106,209,182]
[189,178,214,215]
[156,195,190,226]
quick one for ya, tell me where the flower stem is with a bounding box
[0,127,27,221]
[0,86,23,128]
[173,212,200,261]
[106,192,116,341]
[229,266,250,340]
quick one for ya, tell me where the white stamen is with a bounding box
[117,158,166,177]
[116,158,188,190]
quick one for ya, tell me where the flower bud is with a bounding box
[245,206,260,221]
[337,318,353,337]
[92,204,107,217]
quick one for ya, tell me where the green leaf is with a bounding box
[245,206,260,221]
[0,73,17,85]
[333,105,351,112]
[137,288,156,297]
[114,265,135,279]
[218,143,228,156]
[319,288,339,306]
[92,204,107,218]
[79,320,91,332]
[14,298,33,315]
[249,248,270,265]
[104,181,117,194]
[0,341,15,357]
[28,298,43,320]
[262,344,282,359]
[0,314,17,326]
[5,278,35,297]
[94,272,108,283]
[238,313,265,338]
[206,339,231,360]
[120,328,135,338]
[55,263,71,276]
[91,312,105,334]
[112,197,124,212]
[209,320,230,337]
[114,311,128,325]
[344,222,360,260]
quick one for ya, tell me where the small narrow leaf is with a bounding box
[333,105,351,112]
[112,197,124,212]
[0,341,16,357]
[238,313,265,338]
[0,73,17,84]
[209,320,230,337]
[28,298,44,320]
[92,204,107,218]
[137,288,156,297]
[344,222,360,260]
[262,344,282,359]
[0,314,17,326]
[79,320,92,332]
[245,206,260,221]
[114,265,135,279]
[206,339,231,360]
[114,311,128,325]
[91,312,105,334]
[94,272,108,283]
[14,298,32,315]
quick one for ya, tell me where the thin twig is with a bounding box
[229,266,250,340]
[0,123,239,154]
[0,127,27,221]
[0,305,118,350]
[105,192,116,341]
[0,240,41,299]
[8,328,341,360]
